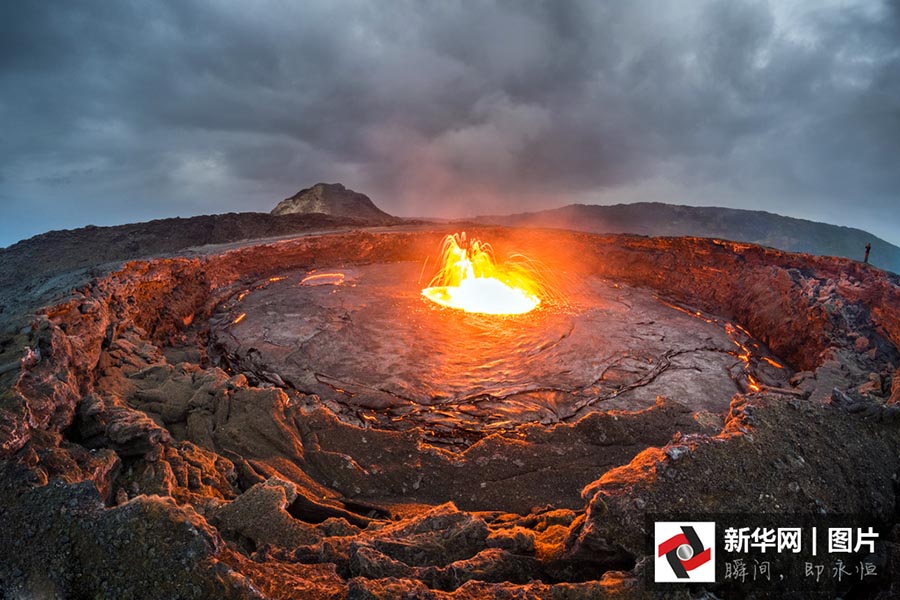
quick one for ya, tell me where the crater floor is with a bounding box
[211,261,791,444]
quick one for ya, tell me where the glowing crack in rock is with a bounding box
[301,272,346,286]
[421,232,541,315]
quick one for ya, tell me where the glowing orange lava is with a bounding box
[421,232,541,315]
[301,272,346,286]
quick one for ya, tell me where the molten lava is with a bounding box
[421,232,541,315]
[300,272,346,286]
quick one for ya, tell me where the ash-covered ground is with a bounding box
[1,220,900,599]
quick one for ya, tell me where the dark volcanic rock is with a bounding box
[0,467,258,599]
[569,395,900,554]
[1,227,899,598]
[0,212,407,326]
[211,477,323,548]
[271,183,395,222]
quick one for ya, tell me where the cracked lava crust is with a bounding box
[210,261,790,453]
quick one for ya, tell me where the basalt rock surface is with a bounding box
[271,183,396,223]
[0,225,899,598]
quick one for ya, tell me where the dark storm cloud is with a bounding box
[1,0,898,246]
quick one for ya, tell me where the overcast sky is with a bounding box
[1,0,898,247]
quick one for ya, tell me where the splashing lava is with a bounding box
[420,232,542,315]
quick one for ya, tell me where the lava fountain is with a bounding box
[420,232,543,315]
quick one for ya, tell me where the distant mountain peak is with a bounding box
[271,183,394,221]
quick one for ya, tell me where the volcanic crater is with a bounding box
[210,259,790,444]
[2,223,900,598]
